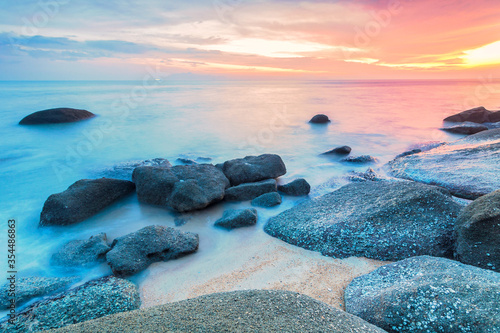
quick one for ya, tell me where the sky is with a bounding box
[1,0,500,80]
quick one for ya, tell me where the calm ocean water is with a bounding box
[0,79,499,310]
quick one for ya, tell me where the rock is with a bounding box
[0,276,78,310]
[0,276,140,333]
[278,178,311,196]
[395,148,422,159]
[444,106,500,123]
[176,158,197,165]
[341,155,378,163]
[389,128,500,199]
[395,142,446,159]
[309,114,331,124]
[39,178,136,227]
[264,181,461,261]
[19,107,96,125]
[344,256,500,332]
[106,225,199,277]
[221,154,286,186]
[224,179,277,201]
[322,145,351,155]
[96,158,171,181]
[440,122,489,135]
[454,189,500,272]
[49,289,387,333]
[133,164,229,212]
[214,208,258,229]
[347,168,385,182]
[50,233,111,267]
[251,192,282,207]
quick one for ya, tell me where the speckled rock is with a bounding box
[106,225,199,277]
[444,106,500,123]
[347,168,386,182]
[251,192,282,207]
[389,128,500,199]
[19,107,95,125]
[49,290,387,333]
[214,208,258,229]
[50,233,111,267]
[454,189,500,272]
[264,181,461,261]
[0,276,78,309]
[440,122,489,135]
[341,155,378,163]
[96,158,171,180]
[39,178,136,226]
[0,276,140,332]
[220,154,286,186]
[278,178,311,196]
[309,114,331,124]
[224,179,277,201]
[345,256,500,332]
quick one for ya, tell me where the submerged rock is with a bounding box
[277,178,311,196]
[341,155,378,163]
[133,164,229,212]
[19,107,96,125]
[106,225,199,277]
[96,158,171,181]
[347,168,385,182]
[440,122,489,135]
[50,233,111,267]
[39,178,135,227]
[345,256,500,333]
[0,276,140,333]
[454,189,500,272]
[214,208,258,229]
[322,145,351,155]
[50,290,387,333]
[221,154,286,186]
[251,192,282,207]
[264,181,461,261]
[389,128,500,199]
[0,276,78,310]
[309,114,331,124]
[444,106,500,123]
[224,179,277,201]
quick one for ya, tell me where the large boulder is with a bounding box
[389,128,500,199]
[96,158,171,181]
[251,192,282,207]
[444,106,500,123]
[214,208,258,229]
[50,290,387,333]
[220,154,286,186]
[50,233,111,267]
[278,178,311,196]
[454,189,500,272]
[345,256,500,332]
[224,179,277,201]
[309,114,331,124]
[19,107,95,125]
[133,164,229,212]
[106,225,199,277]
[440,123,489,135]
[0,276,140,333]
[264,181,462,261]
[0,276,78,310]
[39,178,135,227]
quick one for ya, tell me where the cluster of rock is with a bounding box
[441,106,500,134]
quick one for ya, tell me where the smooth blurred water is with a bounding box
[0,79,499,305]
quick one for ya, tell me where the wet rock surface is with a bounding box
[214,208,258,229]
[444,106,500,123]
[322,145,351,155]
[278,178,311,196]
[220,154,286,186]
[341,155,378,163]
[224,179,277,201]
[309,114,331,124]
[50,233,111,267]
[19,107,95,125]
[96,158,171,181]
[251,192,282,207]
[440,122,489,135]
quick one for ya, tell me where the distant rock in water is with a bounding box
[309,114,331,124]
[251,192,282,207]
[106,225,199,277]
[265,181,461,261]
[277,178,311,196]
[322,145,351,155]
[50,290,387,333]
[19,107,95,125]
[176,158,197,165]
[389,128,500,199]
[96,158,171,181]
[444,106,500,123]
[39,178,135,227]
[224,179,277,201]
[0,276,140,333]
[50,233,111,267]
[214,208,258,229]
[454,189,500,272]
[221,154,286,186]
[344,256,500,333]
[440,122,489,135]
[341,155,378,163]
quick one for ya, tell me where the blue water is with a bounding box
[0,79,499,311]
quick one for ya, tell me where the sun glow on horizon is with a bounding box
[461,41,500,67]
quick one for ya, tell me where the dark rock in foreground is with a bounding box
[278,178,311,196]
[50,233,111,267]
[50,290,387,333]
[309,114,331,124]
[454,189,500,272]
[444,106,500,123]
[97,158,171,181]
[440,122,489,135]
[251,192,282,207]
[39,178,135,227]
[133,164,229,212]
[221,154,286,186]
[0,276,140,333]
[224,179,277,201]
[106,225,199,277]
[214,208,258,229]
[322,145,351,155]
[389,128,500,199]
[19,107,95,125]
[345,256,500,333]
[341,155,378,163]
[0,276,78,310]
[264,181,461,261]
